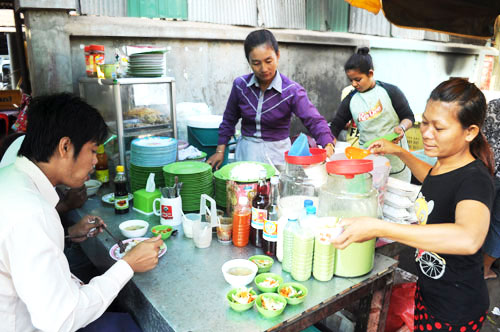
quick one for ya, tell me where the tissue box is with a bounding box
[133,189,161,215]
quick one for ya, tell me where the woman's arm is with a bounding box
[333,200,490,255]
[368,139,432,183]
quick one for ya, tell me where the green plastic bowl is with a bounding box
[226,288,257,312]
[254,273,283,293]
[255,293,287,318]
[151,225,174,240]
[278,282,308,305]
[249,255,274,273]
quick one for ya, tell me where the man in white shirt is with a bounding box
[0,93,163,332]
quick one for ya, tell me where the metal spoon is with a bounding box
[101,225,128,253]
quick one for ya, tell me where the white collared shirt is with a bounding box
[0,157,133,332]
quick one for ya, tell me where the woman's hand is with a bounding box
[393,125,405,144]
[325,143,335,157]
[206,145,226,170]
[330,217,381,249]
[368,139,403,156]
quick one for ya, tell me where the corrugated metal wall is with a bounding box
[391,25,424,40]
[257,0,306,29]
[306,0,348,32]
[188,0,257,26]
[128,0,187,19]
[79,0,127,17]
[348,6,390,37]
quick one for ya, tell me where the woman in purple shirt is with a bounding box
[206,29,335,169]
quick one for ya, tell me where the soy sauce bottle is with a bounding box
[263,176,279,256]
[250,170,269,248]
[114,165,129,214]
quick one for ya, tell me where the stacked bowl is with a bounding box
[129,136,177,193]
[312,236,335,281]
[163,161,213,212]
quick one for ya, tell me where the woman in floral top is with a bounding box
[483,98,500,279]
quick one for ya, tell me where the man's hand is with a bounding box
[68,215,105,243]
[56,185,87,214]
[123,235,163,273]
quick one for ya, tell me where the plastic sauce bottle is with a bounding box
[95,144,109,184]
[263,176,279,257]
[291,225,314,281]
[114,165,129,214]
[282,216,299,272]
[232,196,251,247]
[250,170,269,248]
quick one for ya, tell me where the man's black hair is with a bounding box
[19,93,108,162]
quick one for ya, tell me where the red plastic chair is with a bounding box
[0,113,8,136]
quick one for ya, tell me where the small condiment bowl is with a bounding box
[255,293,287,319]
[278,282,308,305]
[84,179,102,196]
[248,255,274,273]
[118,219,149,238]
[254,272,283,293]
[226,288,257,312]
[221,259,258,287]
[151,225,174,240]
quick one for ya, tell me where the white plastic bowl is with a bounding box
[221,259,258,287]
[85,179,102,196]
[119,219,149,238]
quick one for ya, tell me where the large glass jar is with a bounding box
[279,148,327,218]
[318,159,378,277]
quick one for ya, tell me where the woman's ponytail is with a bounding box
[471,131,495,175]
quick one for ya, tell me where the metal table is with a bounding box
[71,191,398,332]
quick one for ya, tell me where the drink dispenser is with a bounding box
[277,148,328,262]
[318,159,378,277]
[279,148,328,217]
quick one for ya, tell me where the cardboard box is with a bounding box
[0,90,21,110]
[406,122,423,151]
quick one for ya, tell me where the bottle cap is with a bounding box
[306,206,316,215]
[116,165,124,172]
[238,196,248,205]
[97,144,104,154]
[303,199,313,207]
[259,169,267,179]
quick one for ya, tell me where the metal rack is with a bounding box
[79,77,177,169]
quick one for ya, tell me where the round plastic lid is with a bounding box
[306,206,316,214]
[303,199,313,207]
[187,115,223,129]
[326,159,373,178]
[116,165,125,172]
[284,148,327,165]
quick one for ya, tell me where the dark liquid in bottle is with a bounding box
[250,181,269,248]
[264,241,277,257]
[114,181,129,214]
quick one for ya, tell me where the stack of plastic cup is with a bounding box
[291,228,314,281]
[313,233,335,281]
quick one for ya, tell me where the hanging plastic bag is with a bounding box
[385,282,416,332]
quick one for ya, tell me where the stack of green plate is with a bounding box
[163,161,214,212]
[214,161,276,209]
[130,163,165,193]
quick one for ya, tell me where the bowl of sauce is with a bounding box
[119,219,149,238]
[221,259,258,287]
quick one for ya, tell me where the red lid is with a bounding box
[326,159,373,179]
[89,45,105,51]
[84,46,90,52]
[284,148,327,165]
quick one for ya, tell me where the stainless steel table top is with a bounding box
[74,191,397,332]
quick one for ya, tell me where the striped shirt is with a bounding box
[218,72,334,147]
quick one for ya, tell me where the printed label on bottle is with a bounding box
[114,195,129,210]
[161,204,173,219]
[263,219,278,241]
[95,169,109,183]
[251,208,267,230]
